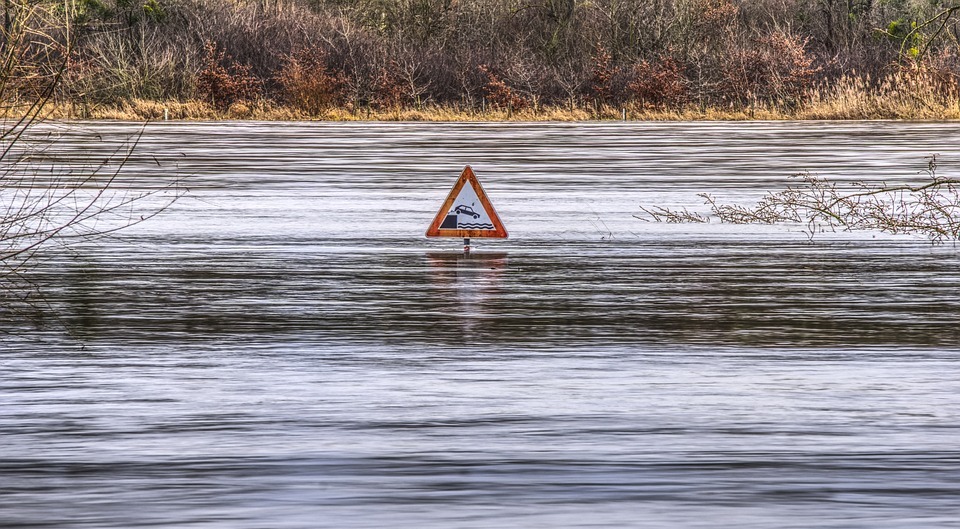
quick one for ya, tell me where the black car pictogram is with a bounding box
[454,205,481,218]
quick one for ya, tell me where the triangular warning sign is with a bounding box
[426,166,508,238]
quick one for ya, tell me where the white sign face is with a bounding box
[438,184,496,231]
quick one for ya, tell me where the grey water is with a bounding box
[3,121,960,528]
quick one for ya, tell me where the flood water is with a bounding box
[3,121,960,528]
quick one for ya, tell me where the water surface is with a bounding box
[3,122,960,528]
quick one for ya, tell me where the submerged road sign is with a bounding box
[426,166,508,239]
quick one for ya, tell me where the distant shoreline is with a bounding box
[22,99,960,122]
[8,0,960,129]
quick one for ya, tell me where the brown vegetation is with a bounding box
[4,0,960,120]
[195,40,262,110]
[275,46,346,114]
[479,65,528,112]
[628,55,690,110]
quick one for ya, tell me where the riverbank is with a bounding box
[21,95,960,122]
[7,0,960,127]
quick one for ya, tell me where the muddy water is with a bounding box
[3,122,960,528]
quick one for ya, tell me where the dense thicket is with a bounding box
[4,0,960,116]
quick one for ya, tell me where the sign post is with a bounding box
[426,166,508,252]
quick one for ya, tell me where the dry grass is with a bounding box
[798,71,960,120]
[8,69,960,122]
[10,100,960,122]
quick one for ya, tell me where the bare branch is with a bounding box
[641,156,960,242]
[2,3,183,301]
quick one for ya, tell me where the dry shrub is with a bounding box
[589,46,615,104]
[195,40,261,110]
[761,32,819,101]
[688,0,740,42]
[1,5,64,104]
[698,0,739,26]
[63,49,103,100]
[628,55,689,109]
[478,65,528,111]
[374,63,406,110]
[275,46,346,115]
[720,30,818,105]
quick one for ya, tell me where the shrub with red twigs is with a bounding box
[195,40,261,110]
[628,55,690,109]
[478,65,528,111]
[275,46,346,115]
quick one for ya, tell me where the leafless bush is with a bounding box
[387,42,439,109]
[588,45,615,105]
[2,0,67,105]
[628,55,689,109]
[2,124,183,280]
[67,25,185,104]
[640,156,960,242]
[478,65,528,111]
[374,61,406,110]
[195,40,261,109]
[275,46,346,114]
[719,30,819,106]
[2,1,182,299]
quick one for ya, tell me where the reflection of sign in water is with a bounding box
[426,166,508,238]
[426,252,508,332]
